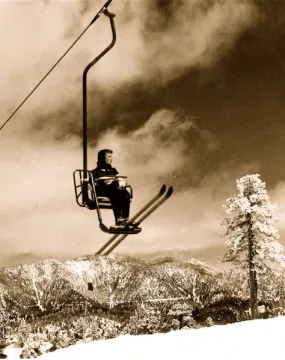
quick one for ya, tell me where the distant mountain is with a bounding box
[132,245,228,268]
[0,252,48,269]
[0,245,227,270]
[0,253,221,319]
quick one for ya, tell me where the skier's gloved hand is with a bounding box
[118,178,127,188]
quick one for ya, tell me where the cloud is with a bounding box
[0,0,258,134]
[0,107,260,267]
[137,0,257,81]
[85,0,258,87]
[94,109,220,188]
[0,0,261,267]
[0,108,224,263]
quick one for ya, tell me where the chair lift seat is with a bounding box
[87,183,112,209]
[73,169,141,235]
[72,170,132,210]
[90,176,132,210]
[97,196,112,209]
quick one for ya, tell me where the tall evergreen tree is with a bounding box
[220,174,285,319]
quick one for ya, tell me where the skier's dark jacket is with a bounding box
[91,149,119,196]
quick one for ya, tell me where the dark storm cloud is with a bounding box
[3,0,283,188]
[4,0,255,135]
[192,0,285,188]
[79,0,285,188]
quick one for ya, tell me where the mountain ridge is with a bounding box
[0,253,222,320]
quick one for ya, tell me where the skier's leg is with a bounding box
[107,189,122,225]
[109,189,131,226]
[119,189,131,219]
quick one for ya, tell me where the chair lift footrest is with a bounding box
[100,224,141,235]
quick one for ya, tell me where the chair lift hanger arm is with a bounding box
[73,5,174,238]
[82,9,116,205]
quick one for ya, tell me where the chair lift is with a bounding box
[73,169,141,234]
[72,7,141,235]
[73,3,173,241]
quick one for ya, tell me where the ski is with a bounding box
[102,186,173,255]
[96,185,167,255]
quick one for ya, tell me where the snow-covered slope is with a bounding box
[4,316,285,360]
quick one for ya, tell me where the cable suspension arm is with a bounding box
[82,9,116,199]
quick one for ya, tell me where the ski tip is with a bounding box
[160,184,167,194]
[166,186,174,196]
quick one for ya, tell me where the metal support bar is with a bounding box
[82,10,117,204]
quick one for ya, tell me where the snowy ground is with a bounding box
[3,316,285,360]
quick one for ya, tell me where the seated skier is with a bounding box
[91,149,134,227]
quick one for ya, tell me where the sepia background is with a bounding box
[1,0,285,268]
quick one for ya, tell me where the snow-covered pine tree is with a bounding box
[220,174,285,319]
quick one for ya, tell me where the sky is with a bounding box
[3,316,285,359]
[1,0,285,267]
